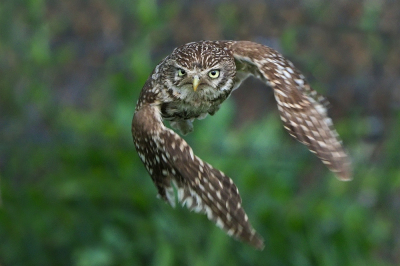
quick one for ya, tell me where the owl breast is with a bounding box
[159,82,234,121]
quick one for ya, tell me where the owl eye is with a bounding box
[208,69,220,79]
[177,69,186,77]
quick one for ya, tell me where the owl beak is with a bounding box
[192,76,200,92]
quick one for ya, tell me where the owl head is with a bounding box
[161,41,236,100]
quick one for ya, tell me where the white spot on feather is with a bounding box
[216,218,224,229]
[165,187,176,207]
[283,70,291,79]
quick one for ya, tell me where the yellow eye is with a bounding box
[178,69,186,77]
[208,69,220,79]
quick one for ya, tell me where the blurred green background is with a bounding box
[1,0,400,265]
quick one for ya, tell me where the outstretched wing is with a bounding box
[230,41,351,180]
[132,86,264,249]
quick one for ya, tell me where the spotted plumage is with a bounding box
[132,40,351,250]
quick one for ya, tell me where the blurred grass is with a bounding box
[1,0,399,266]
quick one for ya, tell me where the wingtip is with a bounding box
[248,232,265,250]
[334,162,353,181]
[337,172,353,182]
[253,240,265,251]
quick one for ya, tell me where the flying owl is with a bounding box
[131,41,351,249]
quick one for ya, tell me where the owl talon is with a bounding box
[170,120,194,135]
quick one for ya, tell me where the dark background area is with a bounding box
[1,0,399,265]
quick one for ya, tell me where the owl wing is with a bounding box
[132,80,264,249]
[230,41,351,180]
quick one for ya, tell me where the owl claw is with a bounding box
[170,120,194,135]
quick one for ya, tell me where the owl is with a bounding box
[131,41,351,249]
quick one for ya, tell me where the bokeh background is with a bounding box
[1,0,400,265]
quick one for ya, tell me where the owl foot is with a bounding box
[170,120,194,135]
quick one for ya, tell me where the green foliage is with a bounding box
[1,1,399,266]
